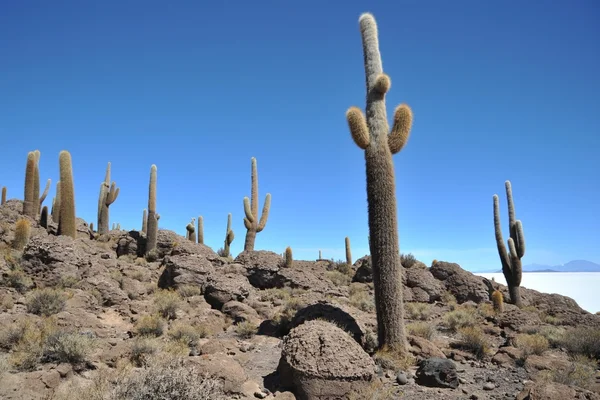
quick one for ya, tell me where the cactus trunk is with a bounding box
[243,157,271,251]
[57,151,77,238]
[97,163,119,235]
[1,187,6,205]
[197,216,204,245]
[146,165,158,255]
[23,152,36,217]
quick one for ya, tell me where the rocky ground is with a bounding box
[1,198,599,400]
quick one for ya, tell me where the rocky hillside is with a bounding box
[1,198,599,400]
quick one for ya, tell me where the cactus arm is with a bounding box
[388,105,413,154]
[243,196,255,223]
[346,107,370,149]
[250,157,258,220]
[106,182,119,205]
[39,179,51,207]
[493,195,511,271]
[257,193,271,232]
[515,220,525,258]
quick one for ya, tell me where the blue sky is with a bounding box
[0,0,598,272]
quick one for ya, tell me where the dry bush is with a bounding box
[400,253,418,268]
[348,288,375,313]
[407,322,436,340]
[57,275,79,289]
[516,333,549,359]
[325,270,351,286]
[8,318,57,371]
[441,291,458,310]
[154,289,182,320]
[457,326,489,359]
[25,288,66,316]
[43,330,95,364]
[0,294,14,311]
[3,268,33,293]
[168,322,207,347]
[135,314,165,337]
[235,321,258,339]
[332,261,353,276]
[443,307,478,332]
[130,337,160,367]
[537,325,566,348]
[373,345,415,372]
[405,302,432,321]
[559,326,600,360]
[177,284,202,298]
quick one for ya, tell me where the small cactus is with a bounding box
[492,290,504,313]
[40,206,49,229]
[12,218,31,251]
[285,246,293,268]
[223,213,234,257]
[197,216,204,245]
[318,250,322,260]
[243,157,271,251]
[142,209,148,234]
[145,165,158,255]
[57,151,76,239]
[186,218,196,242]
[23,152,36,217]
[97,162,120,235]
[345,237,352,265]
[1,186,6,205]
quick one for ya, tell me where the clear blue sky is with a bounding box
[1,0,598,271]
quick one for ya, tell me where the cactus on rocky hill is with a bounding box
[186,218,196,242]
[142,209,148,234]
[145,165,158,255]
[197,216,204,245]
[51,181,61,224]
[345,13,413,351]
[23,152,36,217]
[493,180,526,308]
[223,213,234,257]
[40,206,49,229]
[492,290,504,313]
[57,151,77,238]
[39,179,50,215]
[345,237,352,265]
[1,186,6,205]
[285,246,293,268]
[97,162,120,235]
[12,218,31,251]
[243,157,271,251]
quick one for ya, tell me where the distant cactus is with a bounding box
[12,218,31,251]
[223,213,234,257]
[116,223,120,230]
[186,218,196,242]
[493,180,526,308]
[345,237,352,265]
[318,250,322,260]
[89,222,94,232]
[145,165,158,255]
[345,13,413,351]
[32,150,40,216]
[492,290,504,313]
[197,216,204,245]
[40,206,49,229]
[57,151,77,239]
[142,209,148,234]
[243,157,271,251]
[1,186,6,205]
[38,179,50,215]
[112,222,116,230]
[23,152,36,217]
[285,246,293,268]
[97,162,120,235]
[51,181,61,224]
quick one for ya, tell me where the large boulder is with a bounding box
[203,273,253,310]
[235,250,284,289]
[352,256,372,283]
[415,357,459,389]
[404,268,444,303]
[430,261,489,303]
[278,320,375,400]
[157,254,214,290]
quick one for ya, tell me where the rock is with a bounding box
[235,250,284,289]
[278,320,375,400]
[396,371,408,385]
[430,261,489,304]
[156,229,217,259]
[408,335,447,360]
[483,382,495,390]
[186,353,247,394]
[515,381,578,400]
[222,300,261,324]
[404,268,444,303]
[352,256,372,283]
[415,357,460,389]
[157,254,214,290]
[203,273,253,309]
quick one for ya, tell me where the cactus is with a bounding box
[243,157,271,251]
[318,250,322,260]
[285,246,293,268]
[197,216,204,245]
[1,186,6,205]
[492,290,504,313]
[39,179,50,215]
[32,150,40,216]
[223,213,235,257]
[89,222,94,232]
[345,13,413,351]
[493,180,526,307]
[97,162,120,235]
[57,151,77,238]
[116,223,120,230]
[40,206,49,229]
[142,209,148,234]
[23,152,36,217]
[345,237,352,265]
[186,218,196,242]
[51,181,61,224]
[12,218,31,251]
[145,165,158,255]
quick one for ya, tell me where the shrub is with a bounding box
[135,314,165,337]
[515,333,549,358]
[333,261,353,276]
[259,288,291,303]
[457,326,489,359]
[405,302,432,321]
[57,275,79,289]
[177,284,202,298]
[548,354,598,390]
[441,291,458,310]
[348,287,375,313]
[560,327,600,359]
[406,322,436,340]
[168,322,207,347]
[235,321,258,339]
[373,345,415,372]
[130,337,160,367]
[43,330,95,364]
[325,270,351,286]
[443,307,478,332]
[154,289,182,320]
[400,253,417,269]
[25,288,66,316]
[8,318,57,371]
[3,268,33,293]
[537,325,566,348]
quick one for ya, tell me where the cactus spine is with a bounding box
[345,237,352,265]
[142,209,148,234]
[51,181,61,223]
[491,290,504,313]
[493,180,526,307]
[197,216,204,245]
[223,213,234,257]
[243,157,271,251]
[57,151,76,238]
[145,165,158,255]
[23,152,36,217]
[346,13,413,351]
[1,187,6,205]
[97,162,120,235]
[186,218,196,242]
[285,246,293,268]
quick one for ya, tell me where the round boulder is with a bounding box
[278,320,375,399]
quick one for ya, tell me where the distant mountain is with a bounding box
[494,260,600,273]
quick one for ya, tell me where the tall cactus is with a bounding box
[39,179,51,215]
[345,13,413,351]
[186,218,196,242]
[345,236,352,265]
[32,150,40,216]
[51,181,61,223]
[23,152,36,217]
[243,157,271,251]
[57,151,77,238]
[145,165,158,255]
[97,162,120,235]
[223,213,235,257]
[493,180,526,307]
[2,186,6,205]
[142,209,148,234]
[197,216,204,245]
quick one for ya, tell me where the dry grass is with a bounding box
[348,284,375,313]
[407,322,436,340]
[168,322,208,347]
[443,307,478,332]
[25,288,66,316]
[538,354,598,391]
[457,326,489,359]
[515,333,549,359]
[177,284,202,298]
[135,314,165,337]
[3,268,33,293]
[559,326,600,359]
[235,321,258,339]
[405,302,432,320]
[154,289,182,320]
[325,270,352,286]
[373,345,415,372]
